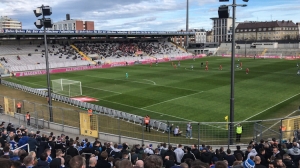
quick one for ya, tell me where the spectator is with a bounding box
[164,155,176,168]
[120,159,132,168]
[66,141,79,157]
[247,148,257,159]
[144,144,154,155]
[134,160,144,168]
[37,137,48,158]
[200,148,211,164]
[282,154,296,168]
[21,155,35,168]
[272,147,282,159]
[36,152,50,168]
[69,155,85,168]
[174,144,184,164]
[191,144,200,160]
[181,147,196,163]
[214,161,228,168]
[254,156,266,168]
[27,133,38,152]
[288,142,300,167]
[0,158,13,168]
[243,159,255,168]
[88,157,97,168]
[45,148,53,163]
[50,158,62,168]
[223,149,235,166]
[234,145,244,160]
[144,155,163,168]
[96,151,110,168]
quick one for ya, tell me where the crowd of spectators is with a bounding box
[73,40,188,60]
[3,119,300,168]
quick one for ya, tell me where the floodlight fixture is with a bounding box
[241,4,247,7]
[42,6,52,16]
[243,0,249,2]
[43,18,53,28]
[34,19,43,29]
[33,7,42,17]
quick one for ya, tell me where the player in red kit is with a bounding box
[219,65,222,70]
[240,62,243,69]
[246,68,249,74]
[150,62,152,67]
[174,64,177,69]
[205,65,208,71]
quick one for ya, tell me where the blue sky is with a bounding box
[0,0,299,31]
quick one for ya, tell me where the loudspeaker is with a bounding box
[218,6,229,18]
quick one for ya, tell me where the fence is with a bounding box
[1,80,300,146]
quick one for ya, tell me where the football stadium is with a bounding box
[1,2,300,167]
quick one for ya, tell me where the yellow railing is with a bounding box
[170,41,186,53]
[70,45,96,64]
[261,49,268,56]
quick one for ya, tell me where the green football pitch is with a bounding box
[6,57,300,122]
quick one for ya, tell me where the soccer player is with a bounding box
[150,62,152,67]
[219,65,222,70]
[178,61,180,67]
[205,65,208,71]
[191,65,194,70]
[156,59,158,66]
[193,56,195,61]
[297,62,299,67]
[126,72,128,79]
[174,64,177,69]
[240,62,243,69]
[297,70,300,75]
[206,61,208,66]
[246,68,249,74]
[201,62,203,67]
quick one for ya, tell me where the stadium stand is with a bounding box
[0,44,92,72]
[0,39,192,73]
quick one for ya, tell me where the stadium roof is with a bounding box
[236,20,298,29]
[0,29,195,38]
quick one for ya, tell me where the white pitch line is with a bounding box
[142,91,203,109]
[143,79,156,85]
[84,75,200,92]
[83,86,122,94]
[97,98,193,121]
[241,93,300,122]
[259,110,299,136]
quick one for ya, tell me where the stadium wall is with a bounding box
[13,54,207,77]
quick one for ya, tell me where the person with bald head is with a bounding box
[254,156,266,168]
[133,160,144,168]
[88,157,97,168]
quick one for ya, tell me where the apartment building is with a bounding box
[0,16,22,29]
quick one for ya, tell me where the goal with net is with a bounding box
[51,79,82,97]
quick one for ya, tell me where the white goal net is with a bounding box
[51,79,82,97]
[263,53,283,59]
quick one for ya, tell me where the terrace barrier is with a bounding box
[1,80,300,146]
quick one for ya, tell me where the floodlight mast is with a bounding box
[219,0,248,146]
[33,5,53,122]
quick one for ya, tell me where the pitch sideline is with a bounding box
[241,92,300,122]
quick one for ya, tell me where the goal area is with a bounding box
[51,79,82,97]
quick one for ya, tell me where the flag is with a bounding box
[225,116,228,121]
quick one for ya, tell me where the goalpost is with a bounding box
[51,79,82,97]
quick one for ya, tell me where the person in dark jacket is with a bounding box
[27,134,38,152]
[18,133,29,151]
[37,137,48,159]
[223,149,235,167]
[66,141,79,157]
[200,148,211,164]
[35,152,49,168]
[96,151,111,168]
[50,158,62,168]
[47,136,56,158]
[282,154,296,168]
[191,144,201,160]
[165,155,176,168]
[164,145,176,164]
[181,147,196,163]
[234,146,244,160]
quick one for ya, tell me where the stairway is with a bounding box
[70,45,96,64]
[261,49,268,56]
